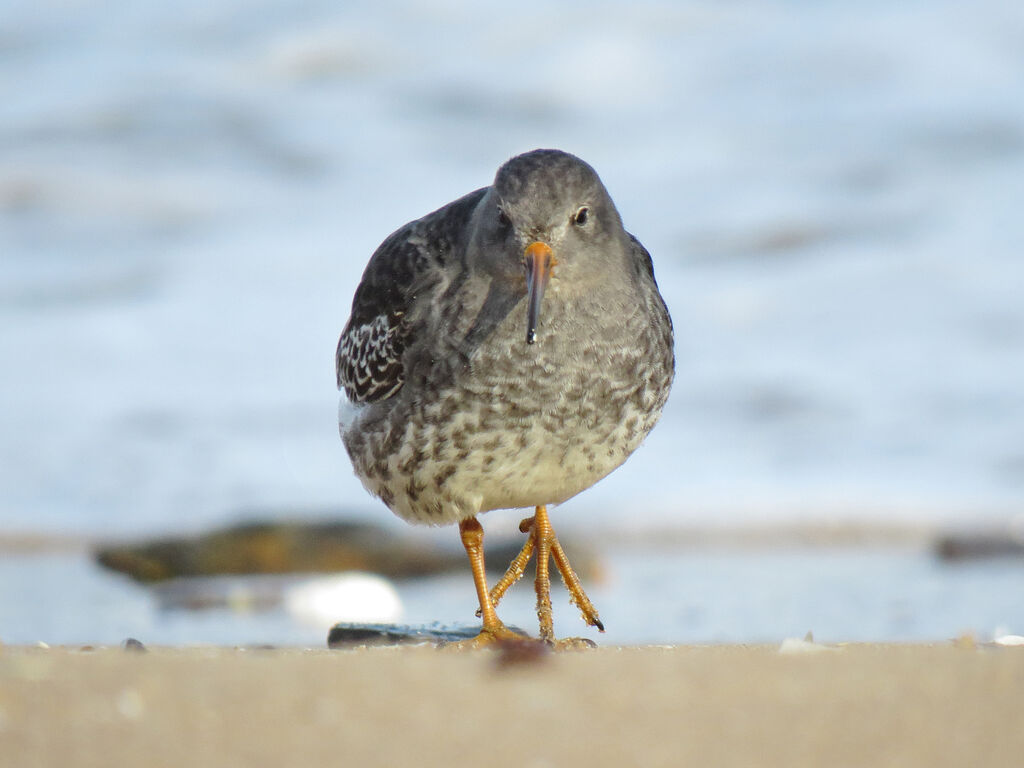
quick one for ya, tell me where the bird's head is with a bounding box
[468,149,625,345]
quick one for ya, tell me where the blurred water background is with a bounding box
[2,0,1023,646]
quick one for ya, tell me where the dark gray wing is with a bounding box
[626,231,675,375]
[336,187,486,403]
[626,232,657,282]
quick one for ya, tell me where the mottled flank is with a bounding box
[337,149,674,526]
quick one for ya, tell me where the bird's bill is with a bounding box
[524,241,555,345]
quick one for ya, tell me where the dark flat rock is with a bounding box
[327,623,486,648]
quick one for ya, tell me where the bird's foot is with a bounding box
[488,505,604,644]
[550,636,598,651]
[440,626,595,653]
[438,622,533,651]
[551,536,604,632]
[533,505,604,641]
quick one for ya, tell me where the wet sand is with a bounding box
[2,643,1021,767]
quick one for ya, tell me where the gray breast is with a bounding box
[341,268,673,527]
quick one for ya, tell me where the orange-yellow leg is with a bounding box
[550,533,603,632]
[487,520,534,608]
[490,505,604,645]
[534,506,555,641]
[446,517,527,649]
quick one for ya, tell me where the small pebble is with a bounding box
[122,637,147,652]
[953,633,977,650]
[778,632,836,654]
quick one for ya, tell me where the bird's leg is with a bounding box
[532,505,604,644]
[533,507,556,642]
[476,506,603,648]
[447,517,527,649]
[550,535,604,632]
[460,517,504,634]
[486,515,536,610]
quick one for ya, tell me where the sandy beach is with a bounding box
[2,642,1022,767]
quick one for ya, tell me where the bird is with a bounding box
[336,149,674,648]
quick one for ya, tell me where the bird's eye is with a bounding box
[573,207,589,226]
[497,210,510,229]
